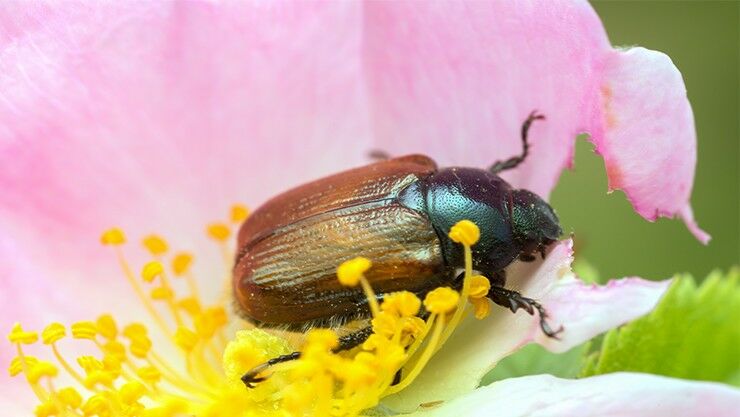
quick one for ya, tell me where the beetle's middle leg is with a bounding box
[487,285,563,339]
[241,326,373,388]
[489,110,545,174]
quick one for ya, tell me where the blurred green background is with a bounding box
[550,1,739,281]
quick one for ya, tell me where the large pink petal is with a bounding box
[363,0,706,240]
[0,0,706,404]
[0,1,372,331]
[383,240,670,411]
[416,373,740,417]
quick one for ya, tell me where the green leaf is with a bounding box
[480,343,590,385]
[580,268,740,386]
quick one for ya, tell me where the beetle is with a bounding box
[235,112,562,386]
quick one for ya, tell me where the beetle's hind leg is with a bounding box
[487,285,563,338]
[241,351,300,388]
[489,111,545,174]
[241,326,374,388]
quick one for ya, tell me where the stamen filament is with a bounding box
[384,314,445,395]
[184,271,202,303]
[438,244,474,348]
[10,213,493,417]
[148,351,213,397]
[49,344,88,390]
[114,248,174,341]
[157,270,185,327]
[360,277,381,318]
[15,344,49,401]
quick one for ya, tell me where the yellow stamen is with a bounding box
[381,291,421,318]
[172,252,194,276]
[141,261,164,283]
[230,204,250,223]
[471,298,492,319]
[174,327,198,352]
[337,257,380,317]
[70,321,97,340]
[448,219,480,246]
[142,235,169,256]
[96,315,118,340]
[206,223,231,242]
[423,287,460,314]
[41,323,65,345]
[8,323,39,344]
[469,275,491,298]
[11,210,498,417]
[100,228,126,246]
[337,257,372,286]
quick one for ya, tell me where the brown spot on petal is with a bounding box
[420,400,444,409]
[601,84,618,129]
[606,162,624,191]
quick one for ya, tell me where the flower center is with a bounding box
[8,206,490,417]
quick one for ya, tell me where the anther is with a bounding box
[142,234,169,256]
[381,291,421,317]
[141,261,164,283]
[9,356,38,377]
[71,321,97,340]
[207,223,231,242]
[337,257,372,287]
[230,204,250,223]
[41,323,66,345]
[27,361,58,384]
[448,220,480,246]
[423,288,460,315]
[175,327,199,352]
[8,323,38,345]
[469,275,491,298]
[100,228,126,246]
[172,253,194,276]
[57,387,83,409]
[96,314,118,340]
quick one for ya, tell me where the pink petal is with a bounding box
[363,1,706,240]
[588,47,710,243]
[363,0,609,197]
[0,1,706,405]
[383,240,670,411]
[421,373,740,417]
[0,1,373,328]
[0,2,705,328]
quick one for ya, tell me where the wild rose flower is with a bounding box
[1,1,737,416]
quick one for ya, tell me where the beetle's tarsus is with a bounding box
[241,351,300,389]
[392,369,403,386]
[487,285,563,339]
[241,327,373,389]
[489,110,546,174]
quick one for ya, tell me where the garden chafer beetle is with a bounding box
[234,112,562,386]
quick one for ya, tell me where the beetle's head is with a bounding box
[510,189,562,257]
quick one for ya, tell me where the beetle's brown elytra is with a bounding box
[235,112,563,387]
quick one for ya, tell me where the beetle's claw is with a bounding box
[540,318,564,340]
[241,372,266,389]
[488,286,563,339]
[528,110,546,121]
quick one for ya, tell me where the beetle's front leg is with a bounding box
[241,326,374,388]
[488,111,546,174]
[487,286,563,338]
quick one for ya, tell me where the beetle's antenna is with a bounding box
[489,111,545,174]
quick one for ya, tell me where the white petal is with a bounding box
[413,373,740,417]
[383,240,669,411]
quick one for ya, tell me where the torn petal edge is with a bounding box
[588,46,710,244]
